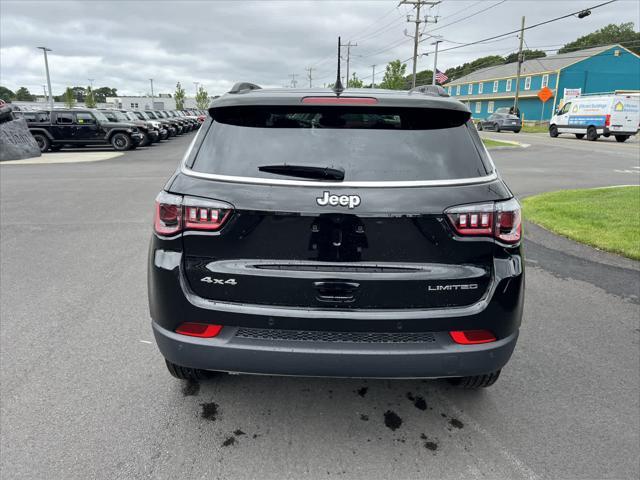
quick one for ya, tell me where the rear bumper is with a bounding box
[500,124,521,131]
[153,321,519,378]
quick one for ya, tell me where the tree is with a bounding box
[348,72,364,88]
[63,87,76,108]
[444,55,504,82]
[504,49,546,64]
[407,69,433,88]
[15,87,35,101]
[0,86,15,101]
[92,87,117,103]
[85,86,97,108]
[71,86,86,102]
[195,85,209,109]
[559,22,640,55]
[174,82,186,110]
[379,60,407,90]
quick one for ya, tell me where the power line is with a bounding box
[426,0,507,35]
[350,5,401,41]
[433,0,618,52]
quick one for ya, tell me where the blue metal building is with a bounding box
[444,44,640,121]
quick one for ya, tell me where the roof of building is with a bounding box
[445,44,620,85]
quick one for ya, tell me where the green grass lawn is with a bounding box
[482,138,516,148]
[521,124,549,133]
[523,186,640,260]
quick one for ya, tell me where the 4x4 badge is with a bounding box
[316,191,361,209]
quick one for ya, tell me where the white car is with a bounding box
[549,94,639,142]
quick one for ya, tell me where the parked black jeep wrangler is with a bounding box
[24,109,144,152]
[98,109,159,147]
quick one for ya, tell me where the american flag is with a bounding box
[435,69,449,84]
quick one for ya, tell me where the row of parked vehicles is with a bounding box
[17,108,208,152]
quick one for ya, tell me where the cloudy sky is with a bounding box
[1,0,638,97]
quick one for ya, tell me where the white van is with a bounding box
[549,94,639,142]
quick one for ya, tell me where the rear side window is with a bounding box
[55,113,73,124]
[192,106,492,182]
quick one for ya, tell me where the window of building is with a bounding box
[524,76,532,90]
[614,49,621,57]
[541,74,549,88]
[456,85,461,95]
[493,80,499,93]
[487,101,495,113]
[475,101,481,113]
[131,102,139,109]
[467,84,473,95]
[478,82,484,94]
[506,79,512,91]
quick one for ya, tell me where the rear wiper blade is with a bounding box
[258,164,345,181]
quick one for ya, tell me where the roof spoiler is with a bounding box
[228,82,262,94]
[409,85,449,98]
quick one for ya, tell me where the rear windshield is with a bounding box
[191,106,492,182]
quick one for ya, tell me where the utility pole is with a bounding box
[513,16,525,114]
[370,64,376,88]
[149,78,154,109]
[341,41,358,88]
[37,47,53,110]
[289,73,298,88]
[401,1,440,89]
[194,82,199,96]
[431,40,442,85]
[305,67,314,88]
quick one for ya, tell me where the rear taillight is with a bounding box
[175,322,223,338]
[605,114,611,127]
[446,198,521,244]
[450,330,496,345]
[154,192,182,235]
[154,192,232,236]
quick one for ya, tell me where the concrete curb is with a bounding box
[524,220,640,271]
[0,151,123,165]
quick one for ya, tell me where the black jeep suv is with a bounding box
[99,109,159,147]
[26,109,144,152]
[148,84,524,388]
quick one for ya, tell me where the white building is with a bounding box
[105,95,200,110]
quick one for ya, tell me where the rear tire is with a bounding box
[586,126,599,141]
[514,129,521,134]
[32,133,50,152]
[449,370,501,389]
[165,360,216,381]
[575,133,585,139]
[549,125,558,137]
[494,123,501,132]
[111,132,133,151]
[615,135,629,143]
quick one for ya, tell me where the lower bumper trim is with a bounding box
[152,321,518,379]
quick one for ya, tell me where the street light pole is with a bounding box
[149,78,154,109]
[513,16,525,115]
[37,47,53,110]
[431,40,442,85]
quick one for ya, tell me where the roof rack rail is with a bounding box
[228,82,262,94]
[409,85,449,98]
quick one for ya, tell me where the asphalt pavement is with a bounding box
[1,132,639,480]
